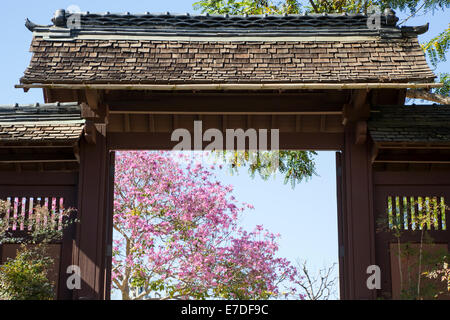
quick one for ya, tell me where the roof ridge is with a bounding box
[0,102,81,116]
[65,12,370,17]
[0,102,79,108]
[25,8,408,36]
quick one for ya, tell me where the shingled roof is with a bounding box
[0,102,85,144]
[19,9,436,86]
[368,105,450,143]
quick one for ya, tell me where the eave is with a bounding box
[16,82,443,92]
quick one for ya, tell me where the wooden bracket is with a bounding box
[73,142,80,162]
[95,123,107,137]
[342,89,370,125]
[83,90,108,125]
[397,89,407,105]
[81,103,97,120]
[81,102,109,126]
[43,88,53,103]
[85,89,100,111]
[371,143,379,163]
[355,121,368,145]
[83,120,97,145]
[343,90,371,145]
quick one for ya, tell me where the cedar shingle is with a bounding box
[20,38,435,84]
[0,103,85,143]
[369,106,450,143]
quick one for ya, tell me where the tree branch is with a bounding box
[308,0,319,13]
[406,89,450,104]
[398,2,426,26]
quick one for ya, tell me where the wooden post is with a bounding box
[341,124,376,299]
[72,130,110,300]
[103,151,115,300]
[58,209,77,300]
[335,152,347,299]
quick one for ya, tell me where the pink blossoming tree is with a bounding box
[112,151,300,300]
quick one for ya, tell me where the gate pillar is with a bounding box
[340,124,376,299]
[72,129,110,300]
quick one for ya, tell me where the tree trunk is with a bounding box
[406,90,450,104]
[122,283,131,300]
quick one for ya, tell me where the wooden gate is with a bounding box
[0,172,78,299]
[373,172,450,299]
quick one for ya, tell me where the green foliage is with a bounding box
[212,261,274,299]
[433,72,450,96]
[377,199,450,299]
[423,26,450,67]
[218,150,317,188]
[0,200,10,234]
[276,151,317,188]
[193,0,302,14]
[194,0,273,14]
[424,255,450,294]
[422,27,450,96]
[194,0,449,15]
[194,0,385,14]
[0,200,76,300]
[304,0,377,14]
[385,0,450,15]
[396,242,448,299]
[0,203,77,245]
[0,244,55,300]
[377,1,450,98]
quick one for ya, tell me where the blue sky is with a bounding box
[211,151,340,298]
[1,1,448,300]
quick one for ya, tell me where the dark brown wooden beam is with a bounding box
[106,93,346,115]
[295,115,302,132]
[0,172,78,188]
[371,89,407,106]
[374,171,450,185]
[376,143,450,150]
[0,153,78,163]
[108,104,342,115]
[107,132,344,151]
[374,153,450,164]
[0,144,74,149]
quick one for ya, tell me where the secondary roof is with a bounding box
[369,105,450,143]
[0,102,85,144]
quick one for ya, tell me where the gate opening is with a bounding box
[111,150,340,300]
